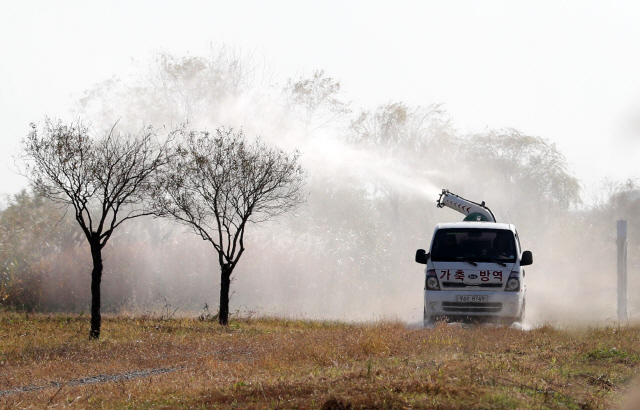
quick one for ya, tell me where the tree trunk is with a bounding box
[89,240,103,339]
[219,264,232,325]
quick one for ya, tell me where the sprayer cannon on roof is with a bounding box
[416,189,532,325]
[436,189,496,222]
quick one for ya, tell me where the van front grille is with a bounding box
[442,302,502,313]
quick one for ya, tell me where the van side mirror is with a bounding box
[521,250,533,266]
[415,249,430,264]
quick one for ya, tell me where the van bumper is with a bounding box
[424,289,524,321]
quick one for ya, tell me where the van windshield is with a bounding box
[431,228,517,263]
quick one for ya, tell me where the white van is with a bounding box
[415,191,533,325]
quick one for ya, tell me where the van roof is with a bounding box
[435,221,515,231]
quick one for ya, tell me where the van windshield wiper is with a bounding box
[455,257,478,266]
[483,259,507,267]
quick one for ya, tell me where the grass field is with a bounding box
[1,312,639,409]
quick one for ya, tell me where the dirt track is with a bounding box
[0,367,179,397]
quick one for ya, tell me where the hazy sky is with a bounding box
[2,1,640,198]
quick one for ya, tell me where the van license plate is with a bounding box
[457,295,488,302]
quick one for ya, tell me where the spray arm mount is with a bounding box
[436,189,496,222]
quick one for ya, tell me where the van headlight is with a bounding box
[505,271,520,292]
[426,269,440,291]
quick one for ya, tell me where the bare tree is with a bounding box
[283,70,351,132]
[152,127,306,325]
[77,46,261,130]
[20,118,173,339]
[347,102,450,156]
[463,129,581,210]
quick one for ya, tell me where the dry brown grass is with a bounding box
[1,312,639,409]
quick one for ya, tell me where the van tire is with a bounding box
[424,307,435,326]
[506,299,526,326]
[518,299,526,323]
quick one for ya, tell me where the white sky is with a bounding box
[2,0,640,199]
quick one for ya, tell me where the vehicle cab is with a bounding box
[415,221,533,324]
